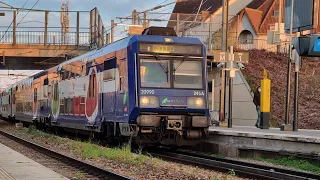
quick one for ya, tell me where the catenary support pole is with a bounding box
[293,49,300,131]
[219,0,229,124]
[228,46,234,128]
[282,0,294,131]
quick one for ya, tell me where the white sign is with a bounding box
[208,50,249,63]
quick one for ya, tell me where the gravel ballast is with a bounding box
[0,121,245,180]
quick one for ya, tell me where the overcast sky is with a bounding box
[0,0,175,89]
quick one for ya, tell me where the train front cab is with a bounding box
[134,40,210,145]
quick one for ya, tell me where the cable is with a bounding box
[0,0,29,43]
[35,24,117,65]
[156,0,170,7]
[17,0,40,26]
[1,0,40,44]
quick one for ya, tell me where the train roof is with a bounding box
[58,35,204,69]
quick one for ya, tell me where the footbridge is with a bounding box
[0,7,106,70]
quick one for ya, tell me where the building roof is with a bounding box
[239,0,282,34]
[167,0,267,28]
[167,0,223,28]
[241,8,263,33]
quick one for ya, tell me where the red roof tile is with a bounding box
[242,8,263,33]
[239,0,283,34]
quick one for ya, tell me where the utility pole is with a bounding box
[219,0,229,125]
[111,20,115,43]
[61,1,70,44]
[281,0,294,131]
[293,48,300,131]
[277,0,283,52]
[228,46,235,128]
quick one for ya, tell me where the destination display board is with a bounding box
[139,43,202,55]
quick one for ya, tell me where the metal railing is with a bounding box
[0,31,91,46]
[185,33,289,53]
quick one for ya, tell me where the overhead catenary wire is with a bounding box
[35,1,179,65]
[1,0,40,44]
[0,0,29,43]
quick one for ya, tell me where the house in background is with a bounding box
[168,0,294,53]
[234,0,289,52]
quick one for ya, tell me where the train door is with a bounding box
[33,82,39,118]
[12,87,16,118]
[8,88,12,118]
[116,75,125,120]
[42,78,49,115]
[86,66,98,122]
[102,57,117,120]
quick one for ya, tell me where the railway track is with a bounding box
[0,130,131,180]
[148,147,320,180]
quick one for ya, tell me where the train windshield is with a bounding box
[140,59,171,88]
[173,60,202,89]
[140,58,203,89]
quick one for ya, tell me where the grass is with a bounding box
[73,172,84,180]
[256,156,320,174]
[22,126,154,167]
[22,126,68,145]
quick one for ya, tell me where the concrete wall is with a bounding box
[208,67,257,126]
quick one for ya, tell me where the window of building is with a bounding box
[273,10,279,16]
[239,30,253,44]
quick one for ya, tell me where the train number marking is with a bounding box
[194,91,204,96]
[141,90,155,95]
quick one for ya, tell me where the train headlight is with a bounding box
[140,96,159,108]
[195,98,204,107]
[187,97,205,109]
[140,96,150,105]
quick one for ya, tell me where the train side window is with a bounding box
[208,81,213,92]
[60,99,64,114]
[70,66,75,79]
[93,73,96,97]
[12,94,15,104]
[89,75,92,97]
[79,97,85,115]
[69,98,73,115]
[103,69,115,81]
[54,83,58,101]
[60,70,64,80]
[34,88,37,102]
[89,73,96,98]
[119,76,124,91]
[64,98,68,115]
[81,65,86,76]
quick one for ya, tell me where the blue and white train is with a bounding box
[0,27,210,146]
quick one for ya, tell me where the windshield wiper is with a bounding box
[173,55,189,81]
[154,53,169,74]
[174,55,189,72]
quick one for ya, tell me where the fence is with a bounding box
[184,32,289,54]
[0,8,104,48]
[0,31,91,45]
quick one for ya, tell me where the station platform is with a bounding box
[196,126,320,160]
[0,143,69,180]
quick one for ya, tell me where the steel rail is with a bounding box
[0,130,132,180]
[148,147,320,180]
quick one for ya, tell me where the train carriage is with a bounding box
[0,86,13,119]
[1,27,210,146]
